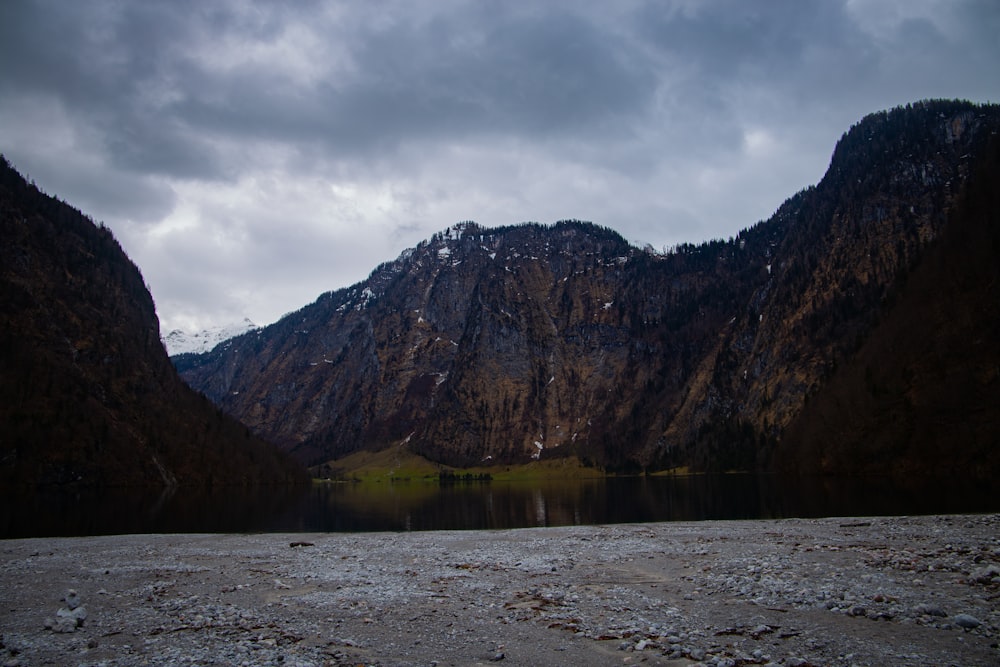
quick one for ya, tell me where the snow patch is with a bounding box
[162,318,257,356]
[355,287,376,310]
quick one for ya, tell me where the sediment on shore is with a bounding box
[2,514,998,666]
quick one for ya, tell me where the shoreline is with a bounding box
[2,514,998,666]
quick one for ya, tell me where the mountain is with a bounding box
[0,157,307,487]
[163,318,258,356]
[777,123,1000,478]
[175,100,1000,478]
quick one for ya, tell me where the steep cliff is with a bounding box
[176,100,1000,476]
[665,101,1000,473]
[0,158,307,487]
[776,131,1000,477]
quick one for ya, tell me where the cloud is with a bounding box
[0,0,997,332]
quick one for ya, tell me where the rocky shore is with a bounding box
[1,514,998,666]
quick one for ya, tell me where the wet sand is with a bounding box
[2,514,998,666]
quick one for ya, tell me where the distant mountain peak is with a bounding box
[162,318,257,356]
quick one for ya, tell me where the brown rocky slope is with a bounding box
[175,100,1000,477]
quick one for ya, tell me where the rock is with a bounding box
[971,565,999,584]
[688,647,706,661]
[847,605,867,617]
[953,614,981,630]
[46,615,78,633]
[914,603,947,617]
[56,605,87,627]
[46,589,87,632]
[63,589,81,610]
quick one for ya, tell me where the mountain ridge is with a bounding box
[0,157,307,487]
[164,318,258,356]
[175,100,1000,477]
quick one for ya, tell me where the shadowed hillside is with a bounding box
[777,133,1000,477]
[0,157,307,487]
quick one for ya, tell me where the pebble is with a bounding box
[913,603,947,617]
[953,614,981,630]
[971,565,999,584]
[4,516,999,666]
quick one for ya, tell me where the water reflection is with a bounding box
[2,474,997,538]
[0,485,306,538]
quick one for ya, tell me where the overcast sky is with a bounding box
[1,1,997,333]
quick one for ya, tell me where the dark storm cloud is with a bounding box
[0,0,997,332]
[338,7,654,137]
[0,1,224,179]
[137,3,657,163]
[3,1,657,188]
[633,2,876,137]
[637,1,868,78]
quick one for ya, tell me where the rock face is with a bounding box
[176,100,1000,475]
[0,158,307,487]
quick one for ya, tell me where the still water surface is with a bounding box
[3,474,997,538]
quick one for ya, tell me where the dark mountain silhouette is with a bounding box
[777,130,1000,478]
[175,100,1000,478]
[0,157,307,487]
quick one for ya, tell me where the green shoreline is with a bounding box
[310,448,696,484]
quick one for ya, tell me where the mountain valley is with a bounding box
[175,100,1000,478]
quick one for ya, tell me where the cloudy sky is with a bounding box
[1,1,997,333]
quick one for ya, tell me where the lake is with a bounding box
[3,473,997,538]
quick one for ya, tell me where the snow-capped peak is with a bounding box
[162,318,257,356]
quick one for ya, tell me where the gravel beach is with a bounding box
[2,514,998,666]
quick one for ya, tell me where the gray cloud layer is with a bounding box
[1,0,997,331]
